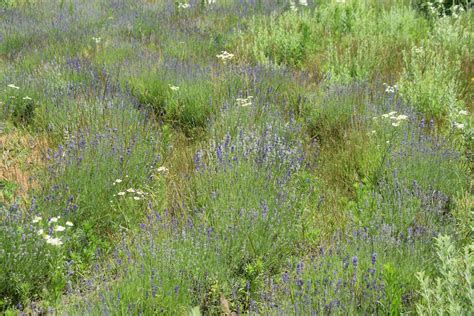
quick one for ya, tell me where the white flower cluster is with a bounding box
[383,83,398,94]
[169,84,180,91]
[32,216,73,246]
[92,37,101,44]
[374,111,409,127]
[7,84,20,89]
[177,2,190,9]
[236,96,253,107]
[216,51,234,63]
[115,181,149,200]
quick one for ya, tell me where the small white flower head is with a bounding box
[458,110,468,116]
[381,114,390,119]
[117,191,126,196]
[37,229,44,235]
[115,179,123,183]
[414,46,424,54]
[32,216,42,223]
[49,217,59,223]
[46,237,63,246]
[298,0,308,6]
[216,51,235,63]
[395,115,408,121]
[454,122,465,130]
[92,37,101,44]
[388,111,397,116]
[392,121,401,127]
[22,96,32,100]
[66,221,74,227]
[207,0,216,4]
[371,130,376,134]
[236,96,253,107]
[54,225,66,232]
[169,85,180,91]
[156,166,169,173]
[126,188,136,193]
[383,83,397,94]
[177,2,191,9]
[133,196,141,201]
[7,84,19,89]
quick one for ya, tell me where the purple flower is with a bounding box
[352,256,358,268]
[371,253,377,265]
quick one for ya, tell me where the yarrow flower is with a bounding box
[216,51,234,63]
[458,110,468,116]
[7,84,20,89]
[117,191,126,196]
[49,217,59,223]
[32,216,42,223]
[92,37,101,44]
[22,96,32,100]
[177,2,190,9]
[454,122,464,130]
[66,221,74,227]
[156,166,169,174]
[383,83,398,94]
[236,96,253,107]
[45,235,63,246]
[54,225,66,232]
[169,85,180,91]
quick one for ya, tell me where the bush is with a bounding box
[416,234,473,315]
[0,205,68,311]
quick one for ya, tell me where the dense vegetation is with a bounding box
[0,0,472,314]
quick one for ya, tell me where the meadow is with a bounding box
[0,0,472,314]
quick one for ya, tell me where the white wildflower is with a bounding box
[7,84,19,89]
[216,51,234,63]
[156,166,169,173]
[22,96,32,100]
[133,196,141,201]
[49,217,59,223]
[117,191,126,196]
[32,216,42,223]
[54,225,66,232]
[92,37,101,44]
[126,188,135,193]
[458,110,468,116]
[177,2,190,9]
[395,115,408,121]
[169,85,180,91]
[46,236,63,246]
[299,0,308,6]
[66,221,74,227]
[37,229,44,235]
[115,179,123,183]
[454,122,464,130]
[236,96,253,107]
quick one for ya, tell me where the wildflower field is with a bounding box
[0,0,473,314]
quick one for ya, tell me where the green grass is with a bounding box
[0,0,472,314]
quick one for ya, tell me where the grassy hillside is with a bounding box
[0,0,472,314]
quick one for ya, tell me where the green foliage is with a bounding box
[398,44,463,119]
[416,234,473,315]
[0,207,67,310]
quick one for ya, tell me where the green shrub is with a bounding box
[416,234,473,315]
[398,44,463,119]
[0,206,68,310]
